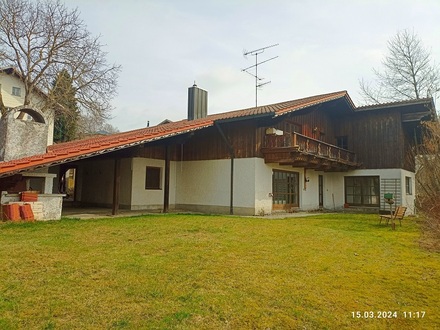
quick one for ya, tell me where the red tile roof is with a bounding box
[0,90,352,177]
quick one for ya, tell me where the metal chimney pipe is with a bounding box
[188,83,207,120]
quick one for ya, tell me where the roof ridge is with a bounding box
[356,97,434,110]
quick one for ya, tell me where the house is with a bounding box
[0,67,55,146]
[0,85,435,217]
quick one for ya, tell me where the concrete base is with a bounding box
[1,192,64,220]
[175,203,255,216]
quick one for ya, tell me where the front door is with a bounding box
[272,170,299,210]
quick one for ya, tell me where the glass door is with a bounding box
[272,170,299,210]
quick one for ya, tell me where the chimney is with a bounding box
[187,83,207,120]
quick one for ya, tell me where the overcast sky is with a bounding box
[64,0,440,132]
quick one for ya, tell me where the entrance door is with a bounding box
[272,170,299,210]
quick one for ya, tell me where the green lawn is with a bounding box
[0,213,439,329]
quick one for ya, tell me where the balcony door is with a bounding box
[272,170,299,210]
[283,121,302,147]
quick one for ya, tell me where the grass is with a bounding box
[0,213,439,329]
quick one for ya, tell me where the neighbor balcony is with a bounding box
[261,131,361,171]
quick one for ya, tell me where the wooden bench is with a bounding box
[379,206,407,226]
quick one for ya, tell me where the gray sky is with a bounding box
[64,0,440,132]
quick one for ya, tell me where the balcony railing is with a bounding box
[262,132,359,168]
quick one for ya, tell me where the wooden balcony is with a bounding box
[261,132,361,171]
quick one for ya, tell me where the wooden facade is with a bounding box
[335,110,404,170]
[124,119,268,162]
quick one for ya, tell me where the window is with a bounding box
[405,177,412,195]
[345,176,380,206]
[12,87,21,96]
[336,136,348,150]
[284,121,302,134]
[145,167,161,189]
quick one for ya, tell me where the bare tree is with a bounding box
[76,114,119,138]
[360,29,440,104]
[0,0,120,120]
[415,120,440,248]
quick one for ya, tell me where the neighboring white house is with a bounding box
[0,67,54,146]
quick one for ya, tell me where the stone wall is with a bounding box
[0,106,48,161]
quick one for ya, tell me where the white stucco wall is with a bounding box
[235,158,266,211]
[173,158,343,215]
[322,172,345,210]
[75,154,415,216]
[299,169,321,210]
[175,159,235,212]
[400,169,416,214]
[174,158,272,215]
[130,157,176,210]
[254,159,273,215]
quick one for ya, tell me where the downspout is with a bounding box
[163,144,170,213]
[215,123,235,215]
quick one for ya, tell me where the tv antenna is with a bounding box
[242,43,279,107]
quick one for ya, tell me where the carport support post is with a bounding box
[112,158,121,215]
[163,145,170,213]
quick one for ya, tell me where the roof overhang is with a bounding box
[356,98,436,122]
[0,121,213,177]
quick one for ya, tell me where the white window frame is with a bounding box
[405,176,412,195]
[12,86,21,97]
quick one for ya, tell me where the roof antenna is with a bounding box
[242,43,279,107]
